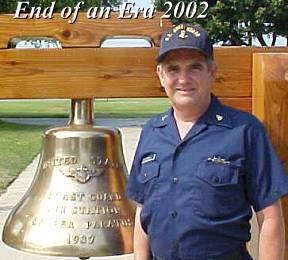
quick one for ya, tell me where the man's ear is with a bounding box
[209,61,217,80]
[156,65,165,87]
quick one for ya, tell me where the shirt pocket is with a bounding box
[193,161,245,218]
[138,161,160,183]
[137,160,160,201]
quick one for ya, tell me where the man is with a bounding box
[126,24,288,260]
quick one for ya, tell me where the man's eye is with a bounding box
[190,64,203,71]
[167,66,178,72]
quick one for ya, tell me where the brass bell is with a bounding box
[2,99,136,258]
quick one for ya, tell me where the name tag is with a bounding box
[141,154,157,164]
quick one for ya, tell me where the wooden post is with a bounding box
[253,53,288,259]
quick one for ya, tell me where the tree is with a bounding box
[154,0,288,46]
[0,0,18,13]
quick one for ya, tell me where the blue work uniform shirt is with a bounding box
[126,96,288,260]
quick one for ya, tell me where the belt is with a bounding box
[212,246,252,260]
[152,246,253,260]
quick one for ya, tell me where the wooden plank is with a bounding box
[1,46,286,100]
[252,53,288,258]
[252,54,265,121]
[0,47,253,99]
[252,53,288,169]
[252,47,288,54]
[213,47,288,99]
[214,47,252,97]
[219,97,251,112]
[0,48,159,99]
[0,13,171,48]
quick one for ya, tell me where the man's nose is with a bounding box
[178,71,189,83]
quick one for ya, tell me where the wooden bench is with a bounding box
[0,13,287,259]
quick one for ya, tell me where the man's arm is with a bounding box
[134,204,151,260]
[256,199,285,260]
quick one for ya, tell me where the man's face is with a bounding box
[157,49,216,110]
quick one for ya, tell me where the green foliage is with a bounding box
[0,0,18,13]
[154,0,288,46]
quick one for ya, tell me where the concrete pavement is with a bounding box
[1,118,148,128]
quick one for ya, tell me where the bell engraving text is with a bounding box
[31,217,75,229]
[67,234,95,245]
[43,156,78,169]
[48,191,122,202]
[85,218,133,229]
[30,217,133,229]
[46,205,121,215]
[43,156,119,170]
[72,206,120,215]
[89,192,122,201]
[43,156,120,183]
[90,156,119,169]
[55,219,75,229]
[48,192,85,201]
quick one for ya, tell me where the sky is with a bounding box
[122,0,153,9]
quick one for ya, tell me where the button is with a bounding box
[172,241,179,250]
[172,177,179,183]
[170,210,177,218]
[213,176,220,183]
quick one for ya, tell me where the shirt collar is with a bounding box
[152,94,233,129]
[151,107,172,127]
[200,95,233,128]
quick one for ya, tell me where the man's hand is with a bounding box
[256,199,285,260]
[134,204,151,260]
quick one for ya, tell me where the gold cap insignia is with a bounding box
[179,30,188,39]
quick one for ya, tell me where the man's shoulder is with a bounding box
[221,104,263,130]
[142,110,169,131]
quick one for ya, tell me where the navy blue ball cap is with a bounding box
[157,24,213,62]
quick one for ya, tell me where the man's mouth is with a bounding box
[176,88,196,92]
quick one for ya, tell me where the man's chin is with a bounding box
[172,96,198,108]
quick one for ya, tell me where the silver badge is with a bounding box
[216,114,223,121]
[207,156,230,165]
[161,115,168,121]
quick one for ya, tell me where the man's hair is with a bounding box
[157,51,215,70]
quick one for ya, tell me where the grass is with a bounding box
[0,98,171,118]
[0,98,171,194]
[0,121,46,194]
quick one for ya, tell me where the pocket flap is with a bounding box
[197,162,238,187]
[138,161,160,183]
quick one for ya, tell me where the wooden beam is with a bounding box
[253,53,288,169]
[253,53,288,258]
[214,47,251,97]
[0,13,171,48]
[0,47,253,99]
[219,97,251,112]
